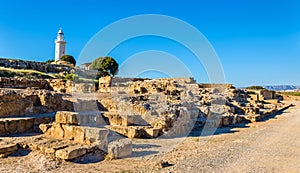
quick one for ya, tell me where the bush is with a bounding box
[64,74,79,81]
[246,86,265,90]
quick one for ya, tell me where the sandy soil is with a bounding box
[1,101,300,173]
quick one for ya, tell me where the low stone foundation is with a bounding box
[0,113,55,136]
[40,111,109,151]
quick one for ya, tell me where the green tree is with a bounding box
[90,56,118,77]
[60,55,76,66]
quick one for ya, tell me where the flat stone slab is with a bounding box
[55,145,87,160]
[108,138,132,159]
[41,122,109,149]
[107,125,161,138]
[0,142,18,157]
[0,113,55,135]
[55,111,107,127]
[102,112,150,127]
[19,135,105,160]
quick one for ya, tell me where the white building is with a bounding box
[54,29,66,61]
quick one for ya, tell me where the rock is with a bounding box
[55,111,79,125]
[55,146,87,160]
[5,120,18,134]
[0,88,73,117]
[62,124,75,140]
[84,127,109,150]
[39,123,52,133]
[108,138,132,159]
[49,123,64,138]
[155,160,173,169]
[145,128,161,138]
[73,126,85,143]
[17,118,34,133]
[0,143,18,157]
[0,121,5,134]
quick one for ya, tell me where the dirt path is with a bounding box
[152,101,300,172]
[1,101,300,172]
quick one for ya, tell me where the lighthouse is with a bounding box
[54,29,66,61]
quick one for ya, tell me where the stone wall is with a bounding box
[0,77,73,93]
[40,111,109,150]
[0,58,74,73]
[199,83,233,89]
[261,90,276,100]
[0,89,73,117]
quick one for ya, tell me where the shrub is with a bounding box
[65,74,78,81]
[246,86,265,90]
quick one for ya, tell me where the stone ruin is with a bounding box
[0,74,290,161]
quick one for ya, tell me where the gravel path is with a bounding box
[1,101,299,172]
[145,101,300,172]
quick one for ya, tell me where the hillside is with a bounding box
[264,85,297,91]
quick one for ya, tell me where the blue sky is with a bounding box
[0,0,299,86]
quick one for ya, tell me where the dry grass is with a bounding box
[0,67,56,78]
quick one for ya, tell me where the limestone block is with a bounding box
[5,120,17,134]
[55,146,87,160]
[0,121,6,135]
[39,123,52,133]
[102,112,126,126]
[125,115,149,126]
[145,128,161,138]
[108,139,132,159]
[0,143,18,157]
[55,111,79,125]
[17,118,33,133]
[84,127,109,150]
[127,128,140,138]
[62,124,75,140]
[50,123,64,138]
[0,143,18,154]
[73,126,85,143]
[34,116,55,127]
[76,112,107,127]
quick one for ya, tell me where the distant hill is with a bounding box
[264,85,297,91]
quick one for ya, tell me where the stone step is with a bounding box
[0,141,18,158]
[0,133,133,161]
[40,122,109,151]
[19,135,105,160]
[55,111,151,128]
[0,113,55,136]
[107,125,161,139]
[55,111,108,127]
[102,112,150,127]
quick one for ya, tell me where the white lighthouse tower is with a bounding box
[54,29,66,61]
